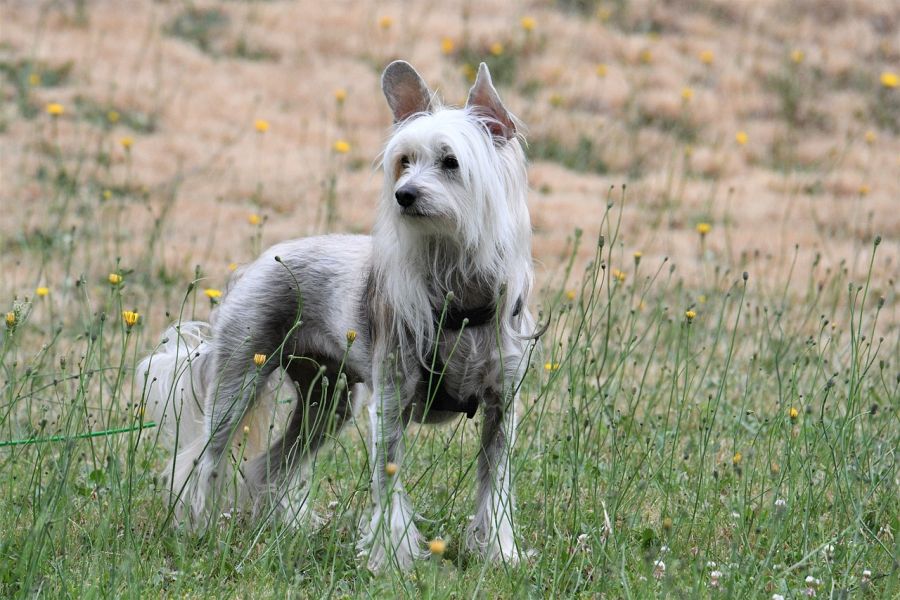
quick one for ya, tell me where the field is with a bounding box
[1,1,898,597]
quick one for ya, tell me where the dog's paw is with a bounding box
[357,502,428,572]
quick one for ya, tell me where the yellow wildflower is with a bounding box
[46,103,64,117]
[378,15,393,29]
[596,63,608,78]
[732,452,742,465]
[120,136,134,150]
[333,88,347,104]
[612,268,626,283]
[253,353,266,367]
[254,119,269,133]
[29,72,41,86]
[789,407,799,420]
[122,310,139,327]
[107,110,120,124]
[333,139,351,154]
[566,289,576,301]
[429,539,447,555]
[204,288,222,299]
[102,189,112,201]
[228,262,238,271]
[5,312,16,328]
[685,309,697,322]
[384,462,398,476]
[596,6,612,22]
[696,222,712,235]
[735,131,748,145]
[638,49,653,64]
[520,16,536,32]
[790,49,804,64]
[549,93,564,108]
[864,130,876,144]
[681,87,694,102]
[699,49,714,65]
[36,287,49,298]
[633,251,642,263]
[544,362,560,371]
[879,71,898,88]
[248,213,261,225]
[346,329,357,344]
[490,42,504,56]
[108,273,123,285]
[858,184,870,196]
[441,37,455,55]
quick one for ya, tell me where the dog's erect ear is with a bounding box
[382,60,433,123]
[466,62,516,140]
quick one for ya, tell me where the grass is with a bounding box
[2,1,898,598]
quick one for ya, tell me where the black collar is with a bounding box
[423,296,523,419]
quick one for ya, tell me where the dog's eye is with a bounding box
[399,155,410,168]
[441,155,459,170]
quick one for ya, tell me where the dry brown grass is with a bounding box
[2,0,897,307]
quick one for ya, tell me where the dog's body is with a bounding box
[140,61,534,571]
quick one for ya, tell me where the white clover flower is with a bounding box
[653,559,666,580]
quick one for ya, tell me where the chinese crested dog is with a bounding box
[140,60,536,571]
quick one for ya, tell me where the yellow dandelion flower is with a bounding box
[122,310,140,327]
[633,251,642,262]
[5,312,16,328]
[36,286,49,297]
[29,72,41,86]
[333,88,347,104]
[566,289,576,301]
[441,37,455,55]
[333,139,351,154]
[732,451,742,465]
[544,362,560,371]
[520,16,536,32]
[253,353,266,367]
[612,268,626,283]
[254,119,269,133]
[46,103,64,116]
[346,329,357,344]
[696,222,712,235]
[864,130,876,144]
[685,309,697,322]
[879,71,898,88]
[490,42,504,56]
[228,262,238,271]
[789,406,799,420]
[248,213,261,225]
[108,273,123,285]
[699,49,714,65]
[378,15,393,29]
[384,462,398,476]
[790,49,804,64]
[681,87,694,102]
[638,49,653,64]
[858,184,870,196]
[120,136,134,150]
[107,110,120,124]
[596,63,608,78]
[735,131,748,145]
[429,538,447,555]
[204,288,222,299]
[102,189,112,201]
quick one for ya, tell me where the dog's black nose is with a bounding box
[395,185,419,208]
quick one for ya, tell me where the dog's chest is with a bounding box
[433,328,499,397]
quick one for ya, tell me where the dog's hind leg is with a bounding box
[467,387,521,564]
[243,357,354,526]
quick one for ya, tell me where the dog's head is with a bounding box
[377,61,528,251]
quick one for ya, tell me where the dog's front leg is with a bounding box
[358,365,426,571]
[467,387,520,564]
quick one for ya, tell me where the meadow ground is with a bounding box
[1,1,898,597]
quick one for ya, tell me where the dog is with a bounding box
[139,60,536,571]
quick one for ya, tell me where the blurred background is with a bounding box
[1,0,897,300]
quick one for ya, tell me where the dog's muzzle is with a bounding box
[395,184,419,208]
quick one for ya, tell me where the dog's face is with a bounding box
[379,61,524,245]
